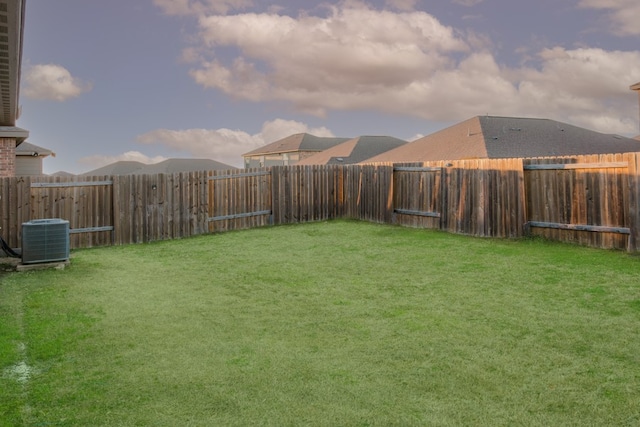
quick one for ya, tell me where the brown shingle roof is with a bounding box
[364,116,640,163]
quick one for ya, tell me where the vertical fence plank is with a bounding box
[628,153,640,252]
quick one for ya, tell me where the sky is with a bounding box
[16,0,640,174]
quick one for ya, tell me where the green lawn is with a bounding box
[1,220,639,426]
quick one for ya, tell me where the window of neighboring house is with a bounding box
[264,154,281,167]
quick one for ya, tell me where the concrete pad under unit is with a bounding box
[16,260,70,272]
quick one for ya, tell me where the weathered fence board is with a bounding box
[440,158,526,238]
[393,162,443,230]
[208,168,271,232]
[628,153,640,252]
[29,175,114,248]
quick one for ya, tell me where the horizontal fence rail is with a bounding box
[1,152,639,253]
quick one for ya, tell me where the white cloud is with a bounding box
[23,64,92,101]
[578,0,640,36]
[162,1,640,136]
[512,48,640,133]
[135,119,336,167]
[189,2,468,116]
[78,151,167,170]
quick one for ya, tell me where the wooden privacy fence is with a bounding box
[391,158,526,238]
[1,152,639,252]
[523,153,639,251]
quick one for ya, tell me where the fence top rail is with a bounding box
[394,166,442,172]
[523,162,628,170]
[31,180,114,188]
[209,171,271,180]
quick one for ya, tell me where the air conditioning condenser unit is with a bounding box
[21,219,70,264]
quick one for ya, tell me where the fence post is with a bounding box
[112,175,119,245]
[627,153,640,252]
[271,166,280,225]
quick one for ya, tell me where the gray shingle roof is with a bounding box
[242,133,350,156]
[364,116,640,163]
[15,141,54,157]
[297,136,408,165]
[479,116,640,158]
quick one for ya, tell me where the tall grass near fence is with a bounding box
[1,221,640,425]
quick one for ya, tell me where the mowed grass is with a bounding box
[1,220,640,426]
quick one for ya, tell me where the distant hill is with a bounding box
[81,159,237,176]
[82,161,146,176]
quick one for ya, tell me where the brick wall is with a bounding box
[0,137,16,177]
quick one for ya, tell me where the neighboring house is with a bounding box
[296,136,408,165]
[0,1,28,178]
[364,115,640,163]
[242,133,350,168]
[15,141,55,176]
[82,158,236,176]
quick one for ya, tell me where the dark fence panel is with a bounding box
[208,168,271,233]
[346,164,394,224]
[271,165,347,225]
[0,175,30,248]
[392,163,444,230]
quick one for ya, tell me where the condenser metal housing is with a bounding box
[21,219,70,264]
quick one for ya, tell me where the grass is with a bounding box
[1,219,640,426]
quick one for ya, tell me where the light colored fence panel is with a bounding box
[628,153,640,252]
[524,153,632,250]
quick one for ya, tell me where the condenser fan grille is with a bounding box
[21,219,70,264]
